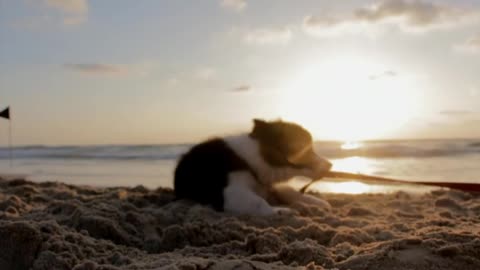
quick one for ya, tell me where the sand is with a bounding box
[0,177,479,270]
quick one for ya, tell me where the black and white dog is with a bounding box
[174,119,332,215]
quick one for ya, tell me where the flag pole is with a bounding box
[0,106,12,166]
[8,119,12,167]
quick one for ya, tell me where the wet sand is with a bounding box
[0,177,479,270]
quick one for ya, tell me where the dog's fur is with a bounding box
[174,119,332,215]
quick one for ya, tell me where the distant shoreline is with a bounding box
[1,137,480,149]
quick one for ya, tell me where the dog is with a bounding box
[174,119,332,215]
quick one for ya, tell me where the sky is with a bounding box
[1,0,480,145]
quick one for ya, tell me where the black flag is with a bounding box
[0,107,9,120]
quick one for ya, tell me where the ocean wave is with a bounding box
[314,140,480,158]
[0,145,189,161]
[0,140,479,161]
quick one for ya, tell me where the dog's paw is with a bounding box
[301,194,331,210]
[272,206,295,215]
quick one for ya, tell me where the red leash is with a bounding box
[300,171,480,193]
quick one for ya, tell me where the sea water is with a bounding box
[0,139,479,193]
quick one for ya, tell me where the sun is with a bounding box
[277,54,421,141]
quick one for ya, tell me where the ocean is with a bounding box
[1,139,479,193]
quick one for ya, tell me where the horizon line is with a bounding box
[1,137,479,148]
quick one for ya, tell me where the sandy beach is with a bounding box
[0,177,479,270]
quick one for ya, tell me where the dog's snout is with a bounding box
[313,156,333,171]
[288,147,332,173]
[318,157,332,171]
[309,155,332,179]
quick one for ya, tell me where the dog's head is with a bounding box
[250,119,332,178]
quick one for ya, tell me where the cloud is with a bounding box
[244,27,292,45]
[45,0,88,14]
[369,70,397,80]
[455,34,480,53]
[43,0,88,25]
[220,0,247,12]
[303,15,364,37]
[303,0,479,37]
[64,63,128,75]
[354,0,463,28]
[231,85,251,92]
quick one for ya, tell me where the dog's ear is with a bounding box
[253,118,267,127]
[251,119,269,139]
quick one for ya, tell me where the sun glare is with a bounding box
[331,156,372,174]
[341,141,363,150]
[278,54,421,141]
[319,181,372,194]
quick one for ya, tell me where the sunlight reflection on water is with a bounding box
[331,156,373,174]
[290,177,438,195]
[290,154,441,194]
[310,180,437,194]
[340,141,363,150]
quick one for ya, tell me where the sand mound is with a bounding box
[0,177,479,270]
